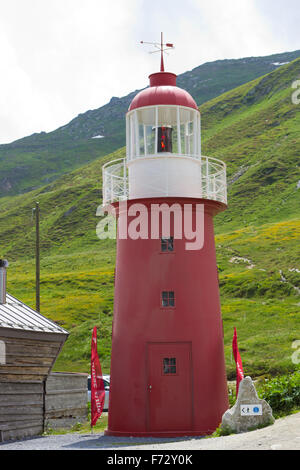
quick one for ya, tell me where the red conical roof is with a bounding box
[128,71,198,111]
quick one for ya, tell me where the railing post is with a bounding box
[206,157,209,199]
[110,167,114,203]
[224,166,227,204]
[213,175,216,201]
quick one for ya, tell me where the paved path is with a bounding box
[0,412,299,450]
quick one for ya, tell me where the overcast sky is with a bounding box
[0,0,299,144]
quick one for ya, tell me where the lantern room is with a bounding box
[127,72,201,160]
[126,71,202,200]
[126,104,201,159]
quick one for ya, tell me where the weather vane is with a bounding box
[140,32,174,72]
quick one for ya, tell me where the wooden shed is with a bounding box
[0,292,69,442]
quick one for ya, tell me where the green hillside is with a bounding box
[1,49,300,198]
[0,58,299,378]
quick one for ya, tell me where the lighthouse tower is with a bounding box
[102,38,228,436]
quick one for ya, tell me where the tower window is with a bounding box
[163,358,176,374]
[161,237,174,252]
[161,291,175,307]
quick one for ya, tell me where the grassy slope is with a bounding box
[0,59,300,378]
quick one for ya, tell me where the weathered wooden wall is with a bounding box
[0,329,67,442]
[44,372,88,430]
[0,381,44,442]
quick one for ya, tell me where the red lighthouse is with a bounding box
[103,38,229,436]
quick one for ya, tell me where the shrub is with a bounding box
[257,370,300,417]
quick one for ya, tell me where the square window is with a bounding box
[163,357,176,374]
[161,237,174,252]
[161,291,175,308]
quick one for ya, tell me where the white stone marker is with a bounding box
[221,376,275,433]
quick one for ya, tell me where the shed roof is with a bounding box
[0,293,68,335]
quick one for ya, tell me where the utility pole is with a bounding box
[35,202,40,312]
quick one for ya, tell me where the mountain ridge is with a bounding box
[1,49,300,197]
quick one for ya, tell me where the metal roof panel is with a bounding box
[0,293,69,335]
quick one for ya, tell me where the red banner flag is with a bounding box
[91,326,105,427]
[232,327,244,397]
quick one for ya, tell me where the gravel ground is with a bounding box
[0,412,299,451]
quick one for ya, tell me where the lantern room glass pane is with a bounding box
[130,114,135,160]
[145,125,155,155]
[179,108,196,156]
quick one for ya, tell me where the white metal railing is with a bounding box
[102,158,128,206]
[102,156,227,206]
[201,156,227,204]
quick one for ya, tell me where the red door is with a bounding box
[147,342,193,432]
